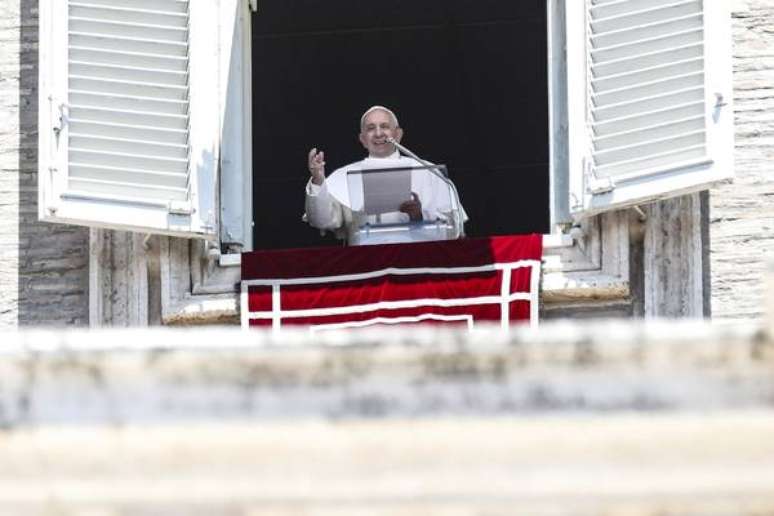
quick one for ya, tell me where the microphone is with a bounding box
[386,137,466,237]
[386,137,447,181]
[387,137,430,166]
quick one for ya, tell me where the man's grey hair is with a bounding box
[360,105,400,131]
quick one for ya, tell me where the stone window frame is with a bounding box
[147,0,630,325]
[89,0,724,324]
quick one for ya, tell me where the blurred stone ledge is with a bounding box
[0,320,771,426]
[1,321,774,515]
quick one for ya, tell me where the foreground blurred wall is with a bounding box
[0,321,773,515]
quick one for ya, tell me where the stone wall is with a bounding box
[0,0,89,328]
[2,322,772,425]
[712,0,774,321]
[0,0,22,326]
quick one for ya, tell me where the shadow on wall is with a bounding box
[18,1,89,326]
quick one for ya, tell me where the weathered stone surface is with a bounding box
[712,0,774,321]
[0,0,89,328]
[0,0,21,328]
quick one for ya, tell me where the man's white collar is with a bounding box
[365,151,401,160]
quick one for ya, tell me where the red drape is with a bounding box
[241,234,542,330]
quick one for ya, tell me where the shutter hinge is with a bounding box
[168,201,193,215]
[51,98,69,136]
[584,157,615,195]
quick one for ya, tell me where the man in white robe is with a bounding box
[304,106,468,244]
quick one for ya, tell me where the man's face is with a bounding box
[359,109,403,158]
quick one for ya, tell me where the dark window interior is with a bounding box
[252,1,549,249]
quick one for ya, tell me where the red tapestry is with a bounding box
[241,234,543,331]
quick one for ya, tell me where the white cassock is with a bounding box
[304,151,468,244]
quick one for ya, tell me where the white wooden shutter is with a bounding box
[566,0,733,218]
[219,0,252,250]
[38,0,219,238]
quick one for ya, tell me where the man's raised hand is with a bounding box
[308,148,326,185]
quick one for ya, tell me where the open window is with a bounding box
[246,0,733,251]
[38,0,734,321]
[39,0,733,247]
[249,0,552,250]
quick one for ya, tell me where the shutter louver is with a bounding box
[66,0,192,204]
[588,0,708,182]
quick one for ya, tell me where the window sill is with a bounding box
[542,233,574,249]
[219,253,242,267]
[163,214,630,325]
[218,233,575,268]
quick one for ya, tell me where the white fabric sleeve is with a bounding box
[304,178,344,230]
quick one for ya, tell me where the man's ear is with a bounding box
[394,127,404,143]
[358,132,368,149]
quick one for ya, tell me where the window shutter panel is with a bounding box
[566,0,733,218]
[38,0,218,238]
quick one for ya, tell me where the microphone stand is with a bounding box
[387,138,466,238]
